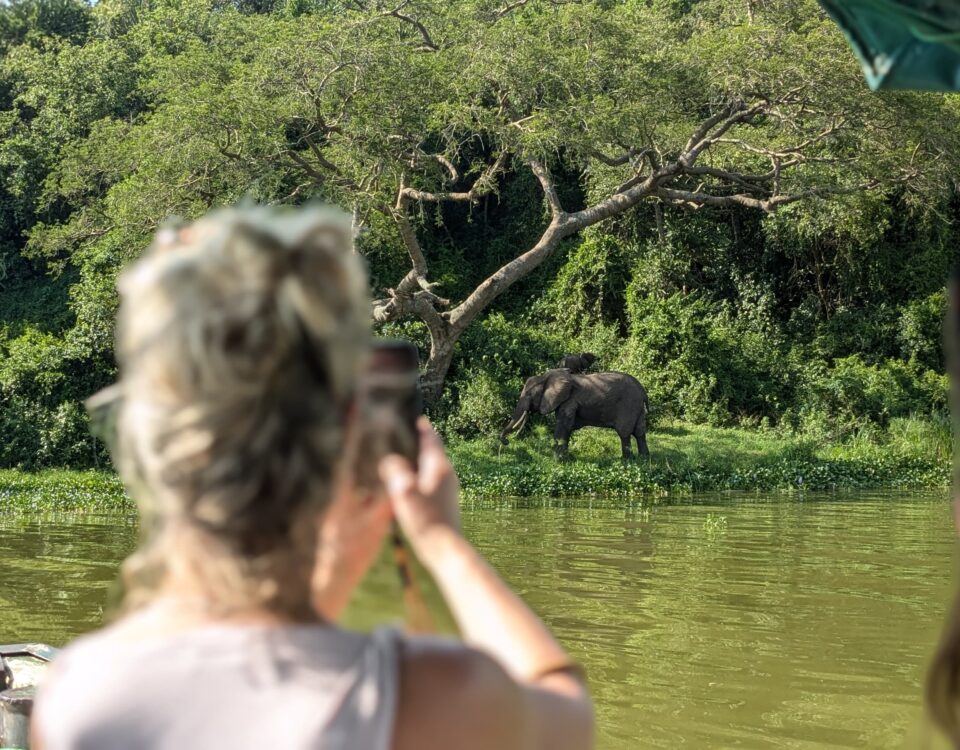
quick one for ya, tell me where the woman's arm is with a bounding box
[380,421,594,750]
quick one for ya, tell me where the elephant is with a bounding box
[499,368,650,460]
[557,352,596,373]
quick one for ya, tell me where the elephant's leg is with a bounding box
[618,430,634,460]
[634,421,650,457]
[554,409,576,460]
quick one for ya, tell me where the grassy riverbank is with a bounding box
[449,417,951,498]
[0,418,950,511]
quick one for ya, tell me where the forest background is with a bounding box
[1,0,959,496]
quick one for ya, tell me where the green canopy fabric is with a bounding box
[818,0,960,91]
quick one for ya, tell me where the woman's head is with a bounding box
[95,204,371,616]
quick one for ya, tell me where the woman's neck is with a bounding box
[149,593,324,626]
[150,526,323,626]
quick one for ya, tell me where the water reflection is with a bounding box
[0,514,138,644]
[0,493,953,749]
[462,494,953,749]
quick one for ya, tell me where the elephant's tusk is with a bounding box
[499,410,529,444]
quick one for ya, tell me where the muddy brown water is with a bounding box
[0,492,953,748]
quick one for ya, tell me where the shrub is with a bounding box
[898,289,946,370]
[622,290,794,425]
[0,326,108,467]
[797,355,947,440]
[444,369,514,439]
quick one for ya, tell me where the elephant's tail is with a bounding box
[634,393,649,434]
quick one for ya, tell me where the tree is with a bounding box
[0,0,90,50]
[280,0,958,401]
[29,0,960,406]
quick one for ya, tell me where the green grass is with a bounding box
[447,416,951,499]
[0,417,950,511]
[0,469,131,513]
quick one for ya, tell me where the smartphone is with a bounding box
[355,340,434,633]
[354,339,422,491]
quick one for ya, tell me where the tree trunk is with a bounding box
[421,330,456,406]
[414,218,571,406]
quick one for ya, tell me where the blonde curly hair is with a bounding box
[91,204,371,618]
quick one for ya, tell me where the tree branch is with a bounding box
[712,119,847,159]
[400,149,508,202]
[381,2,438,51]
[285,150,326,182]
[496,0,531,16]
[654,180,879,213]
[430,153,459,183]
[450,217,569,330]
[394,183,430,276]
[680,101,767,168]
[440,102,859,334]
[373,278,449,329]
[529,159,564,218]
[682,162,799,192]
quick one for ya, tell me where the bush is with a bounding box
[538,233,637,335]
[797,355,947,440]
[0,326,108,467]
[439,312,568,437]
[621,290,794,425]
[444,369,514,438]
[898,289,946,370]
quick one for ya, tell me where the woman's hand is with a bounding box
[311,487,393,621]
[378,418,461,562]
[382,419,594,750]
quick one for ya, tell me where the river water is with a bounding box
[0,492,954,748]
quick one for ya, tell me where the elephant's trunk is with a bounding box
[498,409,530,445]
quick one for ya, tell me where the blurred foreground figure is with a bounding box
[31,205,593,750]
[927,269,960,747]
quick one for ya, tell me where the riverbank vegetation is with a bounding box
[1,416,948,512]
[0,469,128,512]
[0,0,958,479]
[451,416,950,497]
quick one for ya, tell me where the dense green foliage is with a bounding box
[0,0,958,469]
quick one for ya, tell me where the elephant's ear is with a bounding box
[539,371,573,414]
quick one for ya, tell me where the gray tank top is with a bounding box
[34,622,401,750]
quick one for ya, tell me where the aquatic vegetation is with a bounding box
[703,514,728,534]
[0,470,130,513]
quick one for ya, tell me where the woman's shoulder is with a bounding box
[45,617,396,678]
[39,621,131,692]
[34,620,409,749]
[393,635,526,750]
